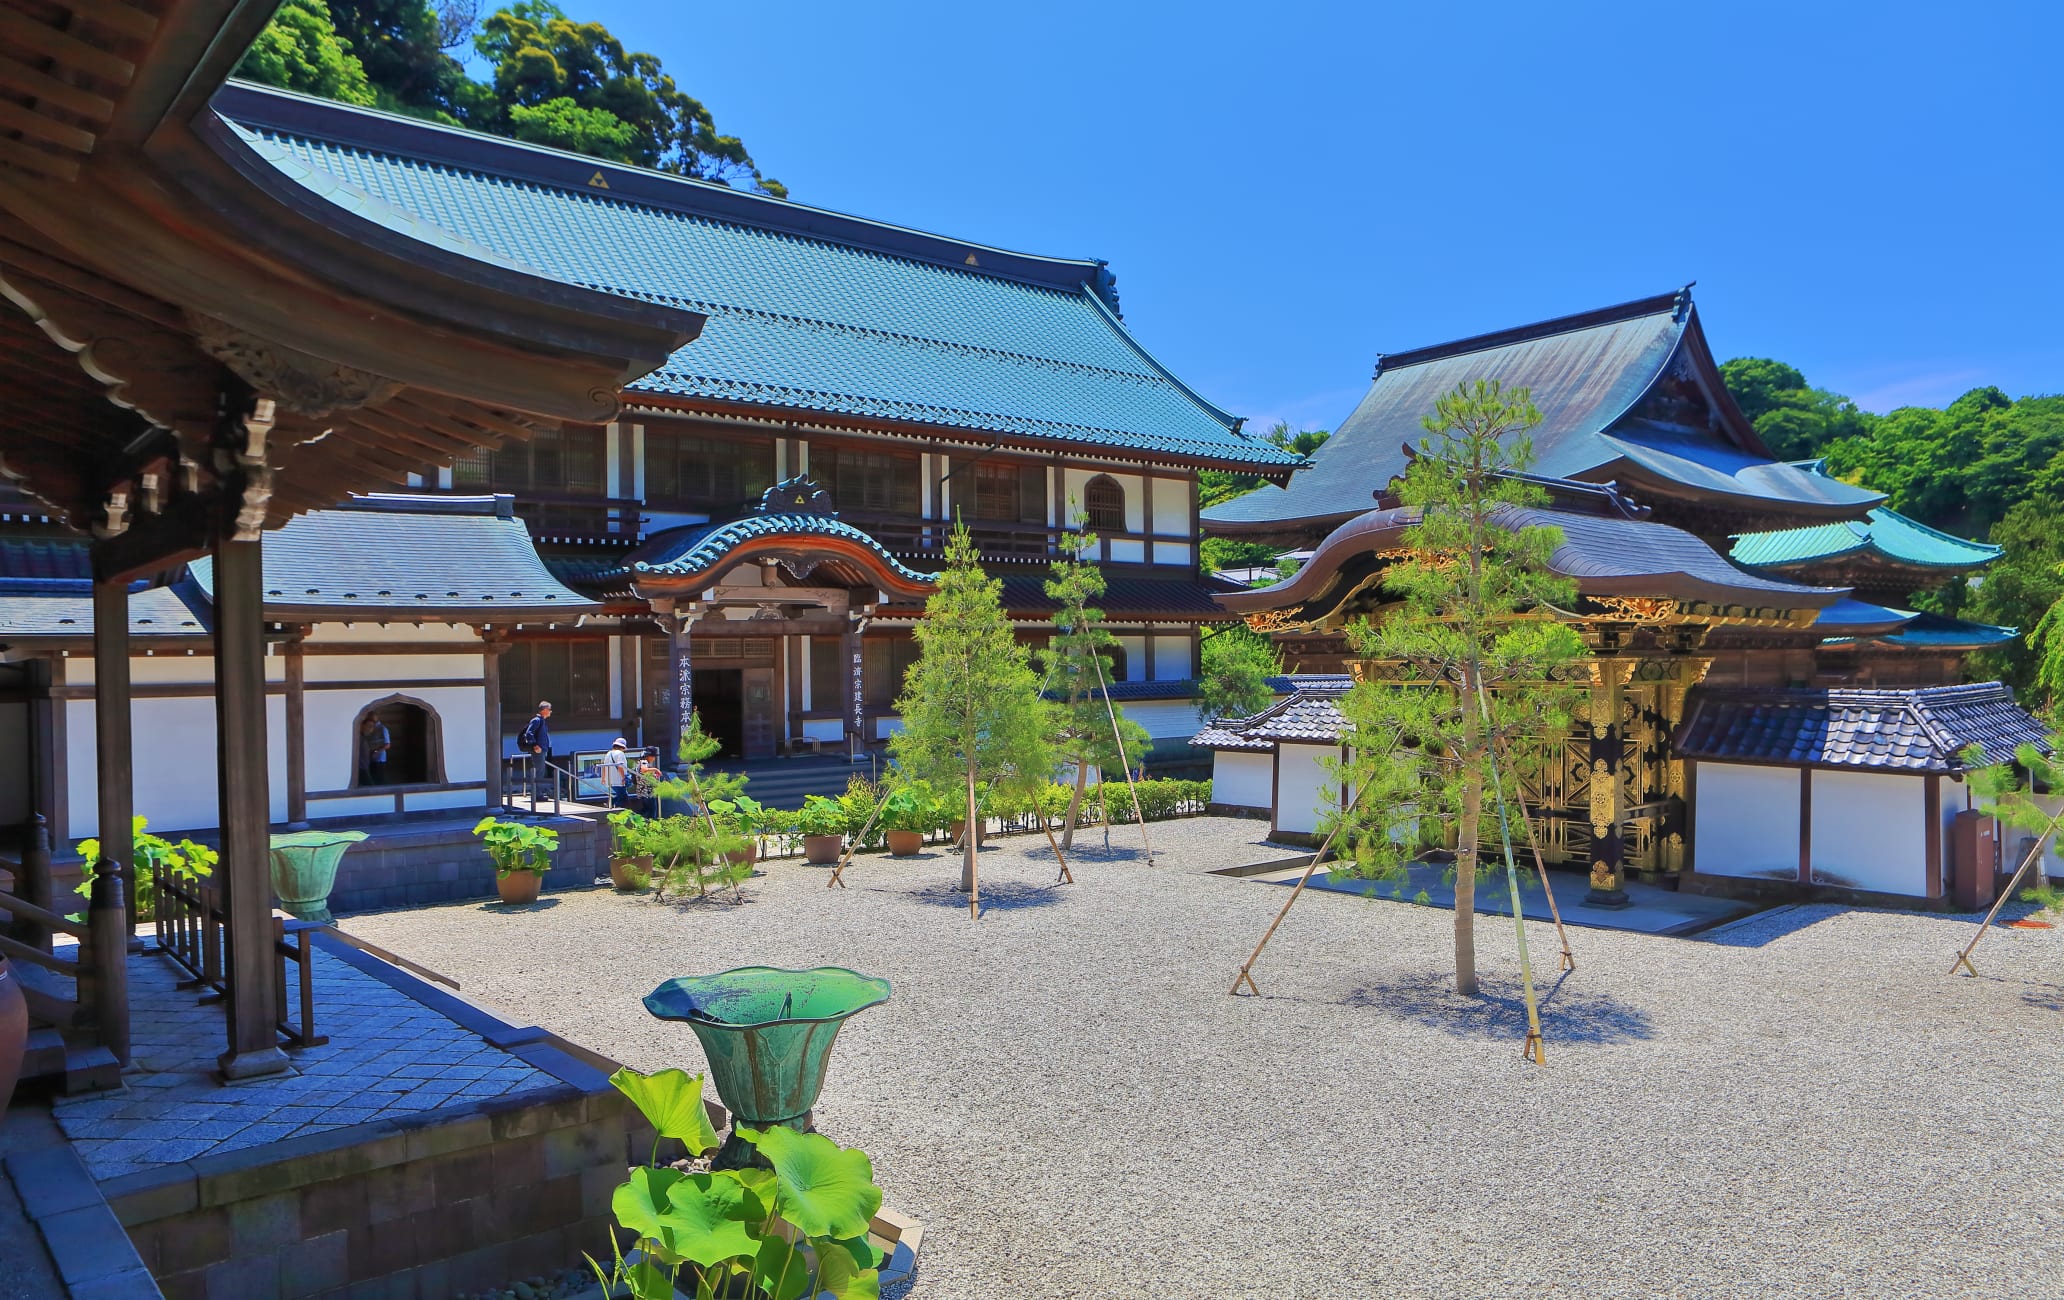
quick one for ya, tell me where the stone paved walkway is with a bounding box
[50,942,552,1183]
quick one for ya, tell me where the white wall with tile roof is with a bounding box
[1213,751,1272,810]
[1691,763,1802,882]
[1809,771,1927,895]
[1275,743,1339,836]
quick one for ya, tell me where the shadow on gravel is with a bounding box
[2019,986,2064,1013]
[1337,969,1657,1044]
[479,897,562,913]
[1694,903,1852,948]
[902,880,1067,912]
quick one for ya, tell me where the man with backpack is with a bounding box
[518,701,552,808]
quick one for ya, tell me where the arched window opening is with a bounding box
[1103,644,1128,684]
[1083,475,1125,534]
[353,696,446,788]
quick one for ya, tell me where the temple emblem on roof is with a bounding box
[754,475,836,518]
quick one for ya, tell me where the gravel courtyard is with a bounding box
[343,818,2064,1299]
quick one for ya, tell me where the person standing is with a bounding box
[518,700,553,807]
[358,713,391,786]
[599,737,631,808]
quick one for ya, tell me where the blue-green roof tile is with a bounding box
[215,83,1296,471]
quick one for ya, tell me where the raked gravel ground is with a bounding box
[342,817,2064,1300]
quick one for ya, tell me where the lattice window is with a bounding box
[646,429,774,511]
[1083,475,1125,533]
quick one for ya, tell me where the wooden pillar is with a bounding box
[212,533,287,1080]
[1585,659,1633,908]
[1798,767,1814,885]
[482,633,505,808]
[19,659,58,949]
[786,633,804,742]
[91,577,137,942]
[283,636,307,828]
[618,633,640,746]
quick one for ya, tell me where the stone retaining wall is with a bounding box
[328,815,605,914]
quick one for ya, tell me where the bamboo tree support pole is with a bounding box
[1492,738,1576,973]
[683,770,721,838]
[1091,654,1152,862]
[1230,778,1374,996]
[827,790,893,890]
[1476,678,1547,1065]
[1949,825,2057,976]
[1042,819,1074,884]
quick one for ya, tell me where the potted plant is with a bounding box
[880,781,938,858]
[473,815,559,905]
[708,795,770,867]
[607,808,654,892]
[797,795,848,865]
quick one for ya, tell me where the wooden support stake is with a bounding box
[1091,654,1152,862]
[1949,824,2056,977]
[1229,778,1372,996]
[827,790,892,889]
[1042,820,1073,884]
[1494,738,1576,973]
[1475,677,1546,1066]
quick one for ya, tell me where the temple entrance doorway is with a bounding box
[693,669,745,758]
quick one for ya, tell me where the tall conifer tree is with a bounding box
[1040,518,1149,850]
[1334,381,1585,996]
[891,524,1053,911]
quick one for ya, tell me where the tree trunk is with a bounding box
[1060,757,1090,851]
[1455,662,1481,997]
[962,767,979,912]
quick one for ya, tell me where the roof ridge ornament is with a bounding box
[1672,282,1696,323]
[753,474,836,518]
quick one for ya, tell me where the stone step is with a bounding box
[9,959,90,1029]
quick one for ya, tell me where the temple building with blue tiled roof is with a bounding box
[1194,288,2039,905]
[72,80,1301,769]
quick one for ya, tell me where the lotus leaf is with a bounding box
[610,1066,720,1156]
[737,1125,883,1241]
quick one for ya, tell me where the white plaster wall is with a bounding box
[1151,478,1191,537]
[1213,750,1272,808]
[1115,636,1148,682]
[1810,770,1928,895]
[70,655,249,686]
[405,788,484,814]
[803,718,843,742]
[1153,638,1193,680]
[304,650,480,684]
[303,794,392,821]
[1692,763,1801,880]
[875,717,902,741]
[67,694,288,839]
[305,680,484,793]
[1124,699,1204,741]
[1060,468,1146,532]
[1275,744,1339,835]
[1106,539,1145,564]
[1155,541,1193,569]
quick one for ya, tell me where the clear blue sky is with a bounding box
[562,0,2059,432]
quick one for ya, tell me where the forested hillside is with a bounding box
[1719,358,2063,695]
[237,0,785,195]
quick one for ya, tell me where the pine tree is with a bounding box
[1334,380,1586,996]
[891,524,1054,912]
[1040,519,1150,850]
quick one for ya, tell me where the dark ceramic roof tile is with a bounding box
[1674,683,2047,774]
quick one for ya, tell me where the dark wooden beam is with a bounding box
[90,493,216,584]
[482,636,504,808]
[210,532,286,1080]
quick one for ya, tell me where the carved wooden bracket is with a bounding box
[186,312,402,417]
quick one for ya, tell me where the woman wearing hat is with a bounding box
[600,736,631,808]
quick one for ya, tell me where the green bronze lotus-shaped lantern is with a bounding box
[644,966,890,1166]
[268,830,369,924]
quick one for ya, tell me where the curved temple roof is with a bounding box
[1674,683,2046,774]
[191,494,595,618]
[216,83,1297,473]
[1204,289,1881,530]
[1216,504,1847,620]
[1732,474,2003,574]
[614,514,939,600]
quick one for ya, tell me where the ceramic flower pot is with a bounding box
[725,842,758,868]
[947,820,986,846]
[497,868,543,905]
[885,830,923,857]
[611,853,653,891]
[803,834,843,865]
[0,957,26,1114]
[267,830,369,925]
[645,966,891,1169]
